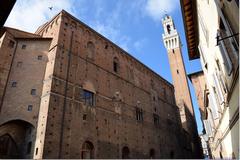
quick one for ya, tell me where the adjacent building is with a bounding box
[181,0,239,158]
[0,10,191,159]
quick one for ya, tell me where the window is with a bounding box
[153,114,160,125]
[136,107,143,122]
[83,114,87,120]
[37,55,43,60]
[176,69,179,74]
[8,40,15,48]
[87,41,95,59]
[35,148,38,155]
[27,141,32,154]
[27,105,33,111]
[82,90,94,106]
[167,24,171,34]
[11,82,17,87]
[17,61,23,67]
[22,44,26,49]
[31,89,36,95]
[113,57,119,73]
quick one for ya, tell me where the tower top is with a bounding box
[162,15,180,50]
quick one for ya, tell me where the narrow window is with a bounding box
[113,57,119,73]
[177,69,179,74]
[153,114,159,126]
[167,25,171,34]
[22,44,26,49]
[87,41,95,59]
[28,105,33,111]
[31,89,36,95]
[17,61,23,67]
[37,55,43,60]
[8,40,15,48]
[35,148,38,155]
[11,82,17,87]
[83,114,87,120]
[136,107,143,122]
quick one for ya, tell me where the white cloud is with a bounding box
[145,0,179,22]
[133,38,147,53]
[5,0,76,33]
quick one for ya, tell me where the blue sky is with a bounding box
[6,0,203,133]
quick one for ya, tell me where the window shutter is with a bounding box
[216,71,227,94]
[212,73,224,104]
[198,44,207,68]
[203,120,213,137]
[208,94,219,119]
[217,31,233,76]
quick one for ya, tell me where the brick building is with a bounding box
[1,10,193,158]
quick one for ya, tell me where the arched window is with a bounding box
[113,57,119,73]
[122,146,130,159]
[81,141,94,159]
[167,24,171,34]
[149,149,155,159]
[87,41,95,59]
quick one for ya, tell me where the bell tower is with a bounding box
[162,15,196,134]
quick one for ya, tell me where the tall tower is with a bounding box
[162,15,196,135]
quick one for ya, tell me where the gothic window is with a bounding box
[122,146,130,159]
[87,41,95,59]
[136,107,143,122]
[113,57,119,73]
[81,141,94,159]
[149,149,155,159]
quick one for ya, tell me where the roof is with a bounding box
[1,27,41,38]
[180,0,199,60]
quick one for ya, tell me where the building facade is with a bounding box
[181,0,239,158]
[0,10,190,159]
[162,15,202,158]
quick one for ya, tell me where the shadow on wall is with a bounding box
[177,101,203,159]
[0,120,34,159]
